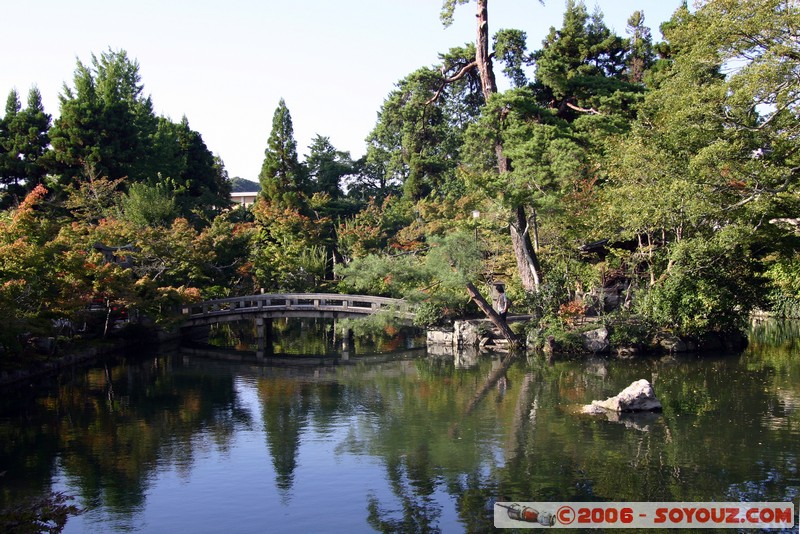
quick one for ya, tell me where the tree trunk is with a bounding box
[511,204,542,291]
[476,0,498,100]
[103,305,111,339]
[449,350,520,438]
[465,281,519,345]
[475,0,542,293]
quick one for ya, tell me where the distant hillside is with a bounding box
[229,177,261,193]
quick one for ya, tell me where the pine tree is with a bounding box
[532,0,633,118]
[305,135,351,199]
[0,87,52,206]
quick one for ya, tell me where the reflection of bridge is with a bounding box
[181,293,414,359]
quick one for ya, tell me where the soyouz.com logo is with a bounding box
[493,502,796,529]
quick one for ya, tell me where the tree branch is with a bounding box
[465,281,519,345]
[426,60,479,105]
[565,102,601,115]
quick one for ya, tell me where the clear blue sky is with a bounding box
[1,0,682,181]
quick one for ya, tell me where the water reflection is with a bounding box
[0,321,797,532]
[206,317,425,358]
[0,355,253,530]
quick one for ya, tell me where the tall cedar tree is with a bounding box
[259,98,305,208]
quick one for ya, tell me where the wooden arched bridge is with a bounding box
[181,293,414,328]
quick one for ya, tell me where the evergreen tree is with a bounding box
[305,135,351,199]
[258,99,305,208]
[140,116,231,224]
[599,0,800,332]
[367,67,449,199]
[49,49,158,185]
[532,0,635,119]
[343,155,400,201]
[0,87,52,206]
[625,11,655,83]
[173,116,231,221]
[438,0,546,291]
[366,44,483,201]
[0,90,23,206]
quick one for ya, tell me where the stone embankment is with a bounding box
[427,316,531,353]
[427,318,747,356]
[557,326,747,356]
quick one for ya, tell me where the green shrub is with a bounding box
[520,270,571,319]
[527,319,583,353]
[635,230,761,336]
[413,302,445,328]
[607,315,654,347]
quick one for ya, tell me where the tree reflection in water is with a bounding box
[0,321,797,532]
[367,452,443,533]
[258,379,308,501]
[0,355,253,521]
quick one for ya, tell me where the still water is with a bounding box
[0,319,798,533]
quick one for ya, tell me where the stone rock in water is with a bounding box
[583,379,662,413]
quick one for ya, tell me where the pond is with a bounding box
[0,319,798,532]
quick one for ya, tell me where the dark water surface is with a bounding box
[0,319,798,532]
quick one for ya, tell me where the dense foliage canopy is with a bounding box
[1,0,799,357]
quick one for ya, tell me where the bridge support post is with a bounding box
[256,316,273,359]
[340,328,354,359]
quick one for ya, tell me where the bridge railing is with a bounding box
[182,293,414,320]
